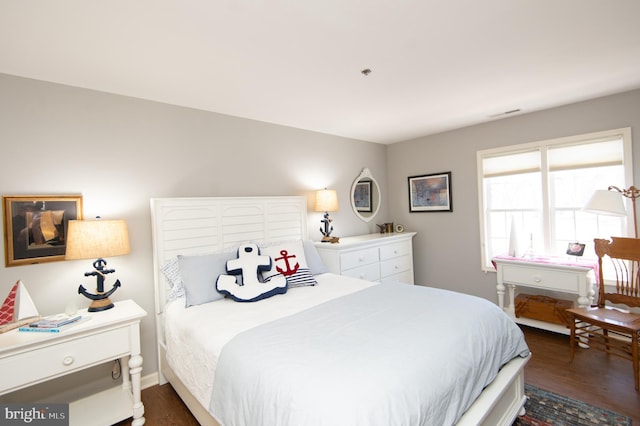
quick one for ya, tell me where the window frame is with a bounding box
[477,127,633,272]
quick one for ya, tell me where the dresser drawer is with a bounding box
[381,255,412,278]
[341,263,381,281]
[502,265,580,292]
[340,247,379,272]
[381,269,414,285]
[1,326,131,393]
[380,242,411,261]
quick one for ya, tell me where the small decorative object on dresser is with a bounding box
[314,232,417,284]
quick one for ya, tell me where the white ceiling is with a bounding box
[1,1,640,144]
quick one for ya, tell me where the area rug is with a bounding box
[513,384,631,426]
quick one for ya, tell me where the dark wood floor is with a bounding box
[116,325,640,425]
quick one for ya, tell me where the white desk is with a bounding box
[493,256,597,334]
[0,299,147,426]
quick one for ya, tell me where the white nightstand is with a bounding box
[0,299,147,426]
[314,232,417,284]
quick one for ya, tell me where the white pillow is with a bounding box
[260,240,317,288]
[216,243,288,302]
[161,258,185,302]
[302,239,328,275]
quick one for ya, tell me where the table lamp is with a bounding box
[65,218,130,311]
[315,189,339,242]
[583,186,638,237]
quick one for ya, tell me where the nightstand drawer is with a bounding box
[1,326,130,393]
[341,263,381,281]
[340,247,379,271]
[381,255,412,278]
[380,242,410,260]
[502,265,580,292]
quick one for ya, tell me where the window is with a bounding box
[477,128,633,270]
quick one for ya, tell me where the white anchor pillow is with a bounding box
[260,240,318,288]
[217,243,288,303]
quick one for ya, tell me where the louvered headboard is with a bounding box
[150,196,308,314]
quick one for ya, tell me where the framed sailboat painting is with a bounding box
[2,195,83,266]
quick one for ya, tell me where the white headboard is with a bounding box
[150,196,308,314]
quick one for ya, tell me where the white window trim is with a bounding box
[477,127,633,272]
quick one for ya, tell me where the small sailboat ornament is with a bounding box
[0,280,40,333]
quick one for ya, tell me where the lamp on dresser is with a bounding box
[65,217,130,311]
[315,189,339,242]
[583,185,639,237]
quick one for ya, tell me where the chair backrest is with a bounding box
[595,237,640,308]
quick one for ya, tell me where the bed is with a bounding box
[151,196,531,426]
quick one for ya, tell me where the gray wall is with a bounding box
[387,89,640,301]
[0,73,388,389]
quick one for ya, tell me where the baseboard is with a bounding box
[141,372,159,390]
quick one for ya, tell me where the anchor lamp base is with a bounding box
[88,296,115,312]
[76,258,123,312]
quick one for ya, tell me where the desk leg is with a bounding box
[577,271,596,308]
[129,354,145,426]
[497,280,506,310]
[576,275,595,348]
[507,284,517,318]
[577,291,590,308]
[573,292,591,348]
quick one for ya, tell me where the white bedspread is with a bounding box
[165,274,529,426]
[164,273,378,409]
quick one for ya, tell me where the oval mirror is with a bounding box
[350,168,381,223]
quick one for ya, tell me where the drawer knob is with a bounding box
[533,276,542,283]
[358,257,364,262]
[63,356,74,366]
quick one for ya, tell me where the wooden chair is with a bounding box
[566,237,640,391]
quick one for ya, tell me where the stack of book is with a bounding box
[18,313,85,333]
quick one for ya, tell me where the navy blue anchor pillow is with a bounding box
[260,240,318,288]
[216,243,287,302]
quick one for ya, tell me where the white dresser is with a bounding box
[314,232,416,284]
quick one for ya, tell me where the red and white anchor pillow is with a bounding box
[260,240,317,288]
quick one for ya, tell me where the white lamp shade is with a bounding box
[582,190,626,216]
[65,219,130,260]
[315,189,339,212]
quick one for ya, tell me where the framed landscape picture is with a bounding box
[408,172,452,212]
[2,195,83,266]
